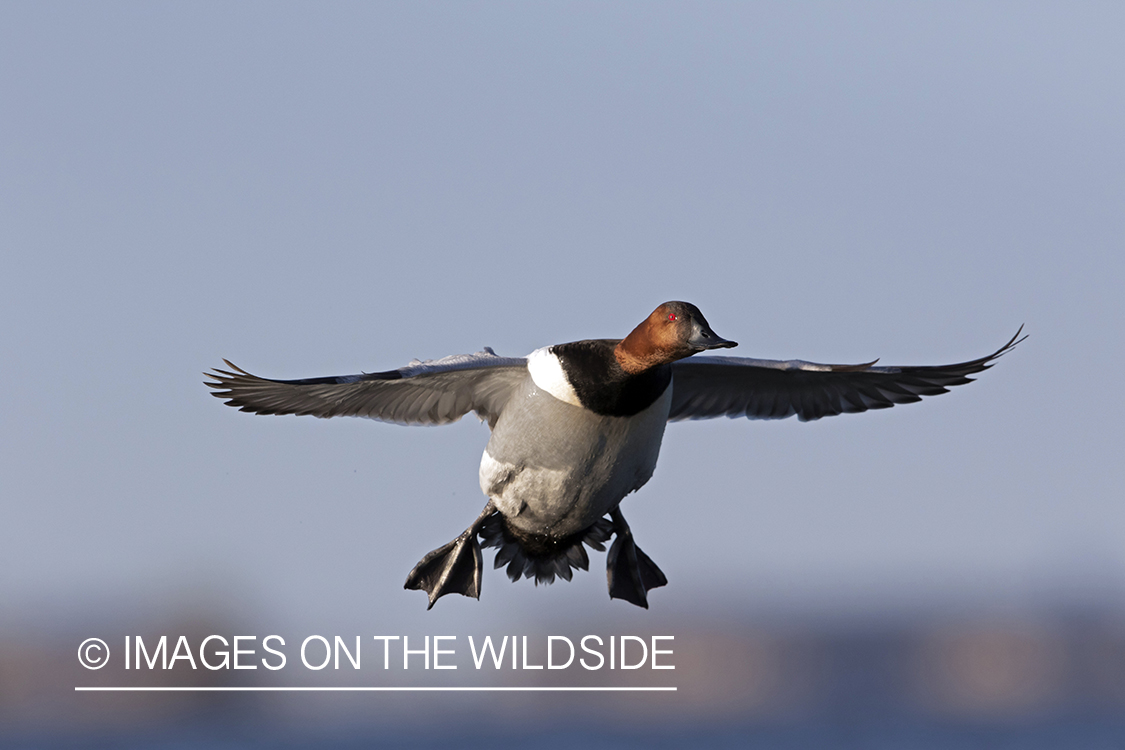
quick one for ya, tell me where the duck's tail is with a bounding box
[479,515,614,585]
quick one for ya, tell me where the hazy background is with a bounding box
[2,2,1123,746]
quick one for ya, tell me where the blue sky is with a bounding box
[2,2,1123,645]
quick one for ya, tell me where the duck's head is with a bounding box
[615,301,737,374]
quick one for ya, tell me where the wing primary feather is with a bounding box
[671,327,1024,423]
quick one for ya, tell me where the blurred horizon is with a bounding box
[7,596,1125,743]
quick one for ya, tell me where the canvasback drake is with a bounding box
[206,302,1024,609]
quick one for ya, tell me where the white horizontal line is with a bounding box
[75,686,676,692]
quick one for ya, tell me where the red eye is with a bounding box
[668,313,677,322]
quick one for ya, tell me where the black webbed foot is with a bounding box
[606,507,667,608]
[404,502,495,609]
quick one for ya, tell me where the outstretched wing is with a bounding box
[669,328,1024,423]
[205,349,528,428]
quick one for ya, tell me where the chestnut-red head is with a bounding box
[615,301,737,374]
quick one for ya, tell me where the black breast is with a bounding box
[551,340,672,417]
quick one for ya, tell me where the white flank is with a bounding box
[479,450,526,518]
[526,347,582,407]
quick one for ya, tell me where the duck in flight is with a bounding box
[206,302,1023,609]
